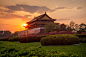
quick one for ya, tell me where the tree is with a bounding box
[44,23,60,32]
[0,30,4,37]
[60,24,66,31]
[70,21,75,30]
[55,23,61,31]
[12,31,18,37]
[3,31,11,37]
[66,26,71,31]
[0,30,11,37]
[79,23,86,32]
[75,24,79,31]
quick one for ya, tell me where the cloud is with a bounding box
[55,7,72,10]
[0,24,10,25]
[5,4,53,13]
[0,13,4,15]
[5,4,73,14]
[57,19,70,21]
[0,13,32,21]
[56,7,66,9]
[76,7,82,10]
[0,4,73,21]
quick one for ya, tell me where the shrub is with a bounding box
[80,38,86,43]
[39,35,47,38]
[40,34,80,46]
[19,36,42,43]
[8,37,21,42]
[0,46,81,57]
[75,34,86,38]
[0,37,9,41]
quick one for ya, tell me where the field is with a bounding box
[0,41,86,57]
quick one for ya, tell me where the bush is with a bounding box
[80,38,86,43]
[19,36,42,43]
[0,46,81,57]
[40,34,80,46]
[0,37,9,41]
[39,35,47,38]
[8,37,21,42]
[75,34,86,38]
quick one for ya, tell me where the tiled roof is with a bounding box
[29,12,56,23]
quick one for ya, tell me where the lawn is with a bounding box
[0,41,86,57]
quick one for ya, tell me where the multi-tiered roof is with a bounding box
[26,12,56,29]
[27,12,56,24]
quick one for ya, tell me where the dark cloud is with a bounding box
[55,7,72,9]
[5,4,72,14]
[5,4,52,13]
[5,10,14,13]
[6,5,22,11]
[0,4,73,21]
[56,7,66,9]
[76,7,82,10]
[57,19,70,21]
[0,14,32,21]
[0,24,10,25]
[0,13,4,15]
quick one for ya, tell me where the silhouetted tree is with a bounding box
[66,26,71,31]
[44,23,60,32]
[0,30,4,37]
[75,24,79,31]
[79,23,86,32]
[60,24,66,31]
[70,21,75,30]
[12,31,18,37]
[0,30,11,37]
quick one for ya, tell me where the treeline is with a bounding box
[0,31,18,37]
[44,21,86,33]
[0,30,11,37]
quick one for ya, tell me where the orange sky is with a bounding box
[0,0,86,33]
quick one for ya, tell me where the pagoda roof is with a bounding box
[28,12,56,23]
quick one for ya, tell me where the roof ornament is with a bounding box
[34,16,36,18]
[45,12,46,14]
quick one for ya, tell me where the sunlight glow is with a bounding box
[24,24,27,26]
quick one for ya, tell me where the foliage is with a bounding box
[11,32,18,37]
[60,24,66,31]
[70,21,75,30]
[0,41,84,57]
[79,23,86,32]
[8,37,21,42]
[44,23,60,32]
[0,30,11,37]
[75,24,79,31]
[19,36,42,43]
[74,34,86,38]
[66,26,71,31]
[80,38,86,43]
[40,34,80,46]
[39,35,48,38]
[0,37,9,41]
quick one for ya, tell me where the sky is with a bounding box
[0,0,86,33]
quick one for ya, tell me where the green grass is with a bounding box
[0,41,86,57]
[42,44,86,56]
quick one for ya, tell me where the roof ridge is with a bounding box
[30,12,54,22]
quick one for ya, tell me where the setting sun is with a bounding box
[24,24,27,26]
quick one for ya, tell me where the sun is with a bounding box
[23,24,27,26]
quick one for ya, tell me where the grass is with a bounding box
[42,43,86,56]
[0,41,86,57]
